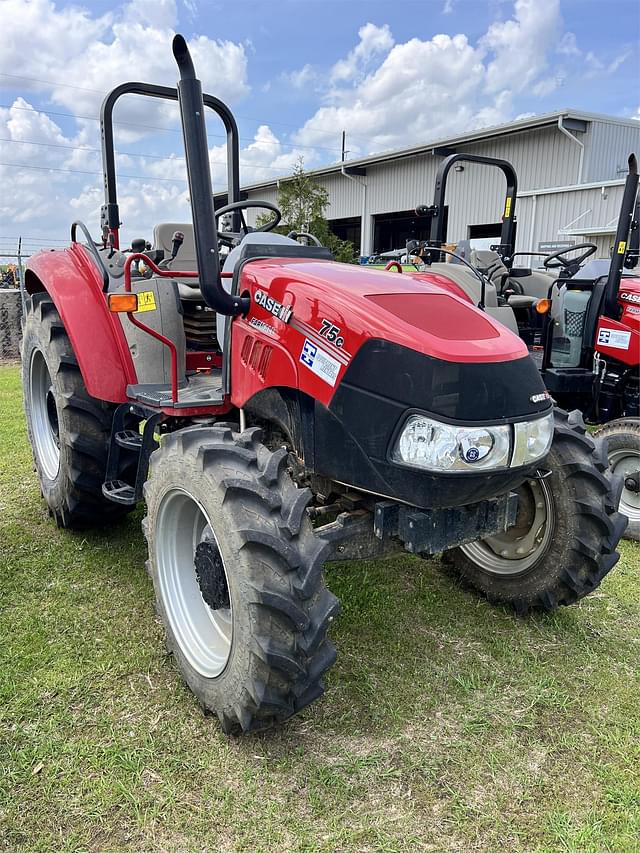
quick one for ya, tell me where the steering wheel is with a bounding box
[286,230,323,247]
[543,242,597,271]
[215,200,282,247]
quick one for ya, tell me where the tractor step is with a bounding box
[115,429,143,450]
[102,405,165,507]
[102,479,137,505]
[126,372,224,409]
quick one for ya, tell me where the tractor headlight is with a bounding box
[392,416,511,472]
[391,411,553,473]
[511,411,554,467]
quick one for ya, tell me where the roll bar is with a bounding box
[99,35,246,315]
[426,153,518,267]
[603,153,638,319]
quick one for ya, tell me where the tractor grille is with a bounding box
[564,308,585,338]
[182,301,218,347]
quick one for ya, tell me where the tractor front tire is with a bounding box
[594,418,640,541]
[444,409,626,613]
[143,423,339,734]
[21,292,132,529]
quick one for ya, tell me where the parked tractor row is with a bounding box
[21,36,631,734]
[396,151,639,540]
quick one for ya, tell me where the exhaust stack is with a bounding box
[172,34,246,315]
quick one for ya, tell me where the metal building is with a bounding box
[218,110,639,259]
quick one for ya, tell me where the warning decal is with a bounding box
[136,291,157,313]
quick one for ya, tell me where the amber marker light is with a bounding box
[108,293,139,313]
[536,298,551,314]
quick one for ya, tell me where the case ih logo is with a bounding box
[530,391,551,403]
[620,291,640,305]
[254,290,293,323]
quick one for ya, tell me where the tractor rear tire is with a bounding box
[143,423,339,734]
[21,292,132,529]
[443,409,626,613]
[594,418,640,541]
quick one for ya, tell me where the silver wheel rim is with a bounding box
[155,488,232,678]
[29,348,60,481]
[608,447,640,524]
[460,478,553,575]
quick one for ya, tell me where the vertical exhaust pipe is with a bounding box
[172,34,247,315]
[603,153,638,319]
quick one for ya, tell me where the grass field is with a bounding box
[1,361,639,853]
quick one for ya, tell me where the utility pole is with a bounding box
[17,237,27,312]
[341,130,350,163]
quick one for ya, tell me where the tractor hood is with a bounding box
[233,256,552,507]
[240,258,528,365]
[232,256,554,508]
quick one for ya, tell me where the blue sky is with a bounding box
[1,0,638,250]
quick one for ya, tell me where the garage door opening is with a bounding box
[373,209,447,254]
[468,222,517,242]
[328,216,361,248]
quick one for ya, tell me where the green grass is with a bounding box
[1,362,639,852]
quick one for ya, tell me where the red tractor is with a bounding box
[406,153,640,540]
[22,37,625,734]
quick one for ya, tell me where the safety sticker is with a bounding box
[136,291,157,313]
[597,328,631,350]
[299,339,341,386]
[504,197,512,218]
[617,241,627,254]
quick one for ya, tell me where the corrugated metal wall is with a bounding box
[583,121,640,182]
[243,119,639,255]
[515,184,624,254]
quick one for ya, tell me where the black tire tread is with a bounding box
[594,418,640,542]
[447,408,626,613]
[144,424,339,734]
[22,293,131,529]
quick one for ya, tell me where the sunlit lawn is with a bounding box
[1,363,638,852]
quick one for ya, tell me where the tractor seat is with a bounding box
[508,268,556,300]
[425,262,500,307]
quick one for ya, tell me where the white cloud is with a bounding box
[2,0,635,246]
[481,0,561,94]
[532,77,560,97]
[607,50,631,74]
[583,48,631,79]
[0,100,78,237]
[330,23,394,83]
[0,0,249,125]
[283,64,317,90]
[557,31,580,56]
[143,124,304,190]
[296,32,492,154]
[0,0,253,244]
[293,0,629,157]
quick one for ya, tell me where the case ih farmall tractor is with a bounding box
[405,153,640,540]
[22,37,625,734]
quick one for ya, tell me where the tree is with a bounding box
[257,158,357,263]
[277,158,329,231]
